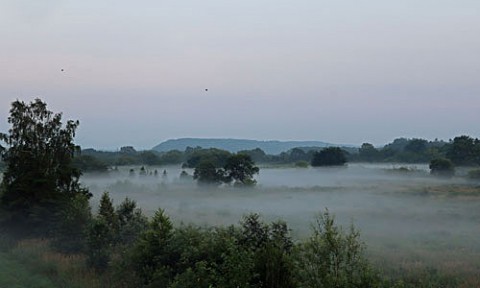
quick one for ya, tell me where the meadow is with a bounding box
[82,163,480,285]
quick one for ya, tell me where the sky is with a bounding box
[1,0,479,150]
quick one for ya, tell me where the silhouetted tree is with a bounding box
[193,160,225,185]
[0,99,90,235]
[224,154,259,186]
[295,210,380,287]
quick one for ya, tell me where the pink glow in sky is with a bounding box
[1,0,479,150]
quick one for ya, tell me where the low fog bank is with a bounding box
[81,164,480,256]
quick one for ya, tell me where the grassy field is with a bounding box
[2,165,480,287]
[82,165,480,286]
[0,239,102,288]
[0,250,57,288]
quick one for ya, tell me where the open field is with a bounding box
[81,163,480,283]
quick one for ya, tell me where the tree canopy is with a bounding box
[311,147,347,167]
[446,135,480,166]
[193,153,260,186]
[193,160,225,185]
[0,99,90,234]
[224,154,260,186]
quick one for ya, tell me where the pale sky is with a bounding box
[1,0,479,150]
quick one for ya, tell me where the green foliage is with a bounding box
[131,209,174,286]
[382,138,446,163]
[294,210,380,287]
[73,154,108,172]
[60,135,480,167]
[404,138,428,154]
[86,192,117,272]
[193,160,225,185]
[139,151,161,165]
[295,160,309,168]
[224,154,260,186]
[446,135,480,166]
[240,214,296,288]
[467,169,480,180]
[429,158,455,178]
[311,147,347,167]
[52,193,92,253]
[288,148,310,163]
[358,143,381,162]
[98,192,118,237]
[192,154,260,187]
[87,193,149,273]
[184,147,232,168]
[86,196,148,279]
[0,251,57,288]
[116,197,148,246]
[0,99,90,235]
[87,218,113,272]
[238,148,268,163]
[160,149,184,164]
[350,138,448,164]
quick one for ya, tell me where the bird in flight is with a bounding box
[205,88,208,92]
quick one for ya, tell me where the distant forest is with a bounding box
[29,136,479,173]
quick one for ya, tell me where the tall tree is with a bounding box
[0,99,90,234]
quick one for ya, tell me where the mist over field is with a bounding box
[82,163,480,271]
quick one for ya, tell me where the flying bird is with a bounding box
[61,69,64,72]
[205,88,208,92]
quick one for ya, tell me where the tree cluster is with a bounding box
[85,205,381,288]
[352,138,446,163]
[193,154,260,186]
[311,147,348,167]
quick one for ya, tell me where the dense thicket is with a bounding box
[86,204,382,288]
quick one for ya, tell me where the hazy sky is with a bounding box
[1,0,479,150]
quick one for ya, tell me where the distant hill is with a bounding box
[152,138,343,155]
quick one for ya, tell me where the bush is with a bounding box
[429,158,455,178]
[467,169,480,180]
[295,161,309,168]
[294,210,381,287]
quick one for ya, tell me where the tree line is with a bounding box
[42,136,480,176]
